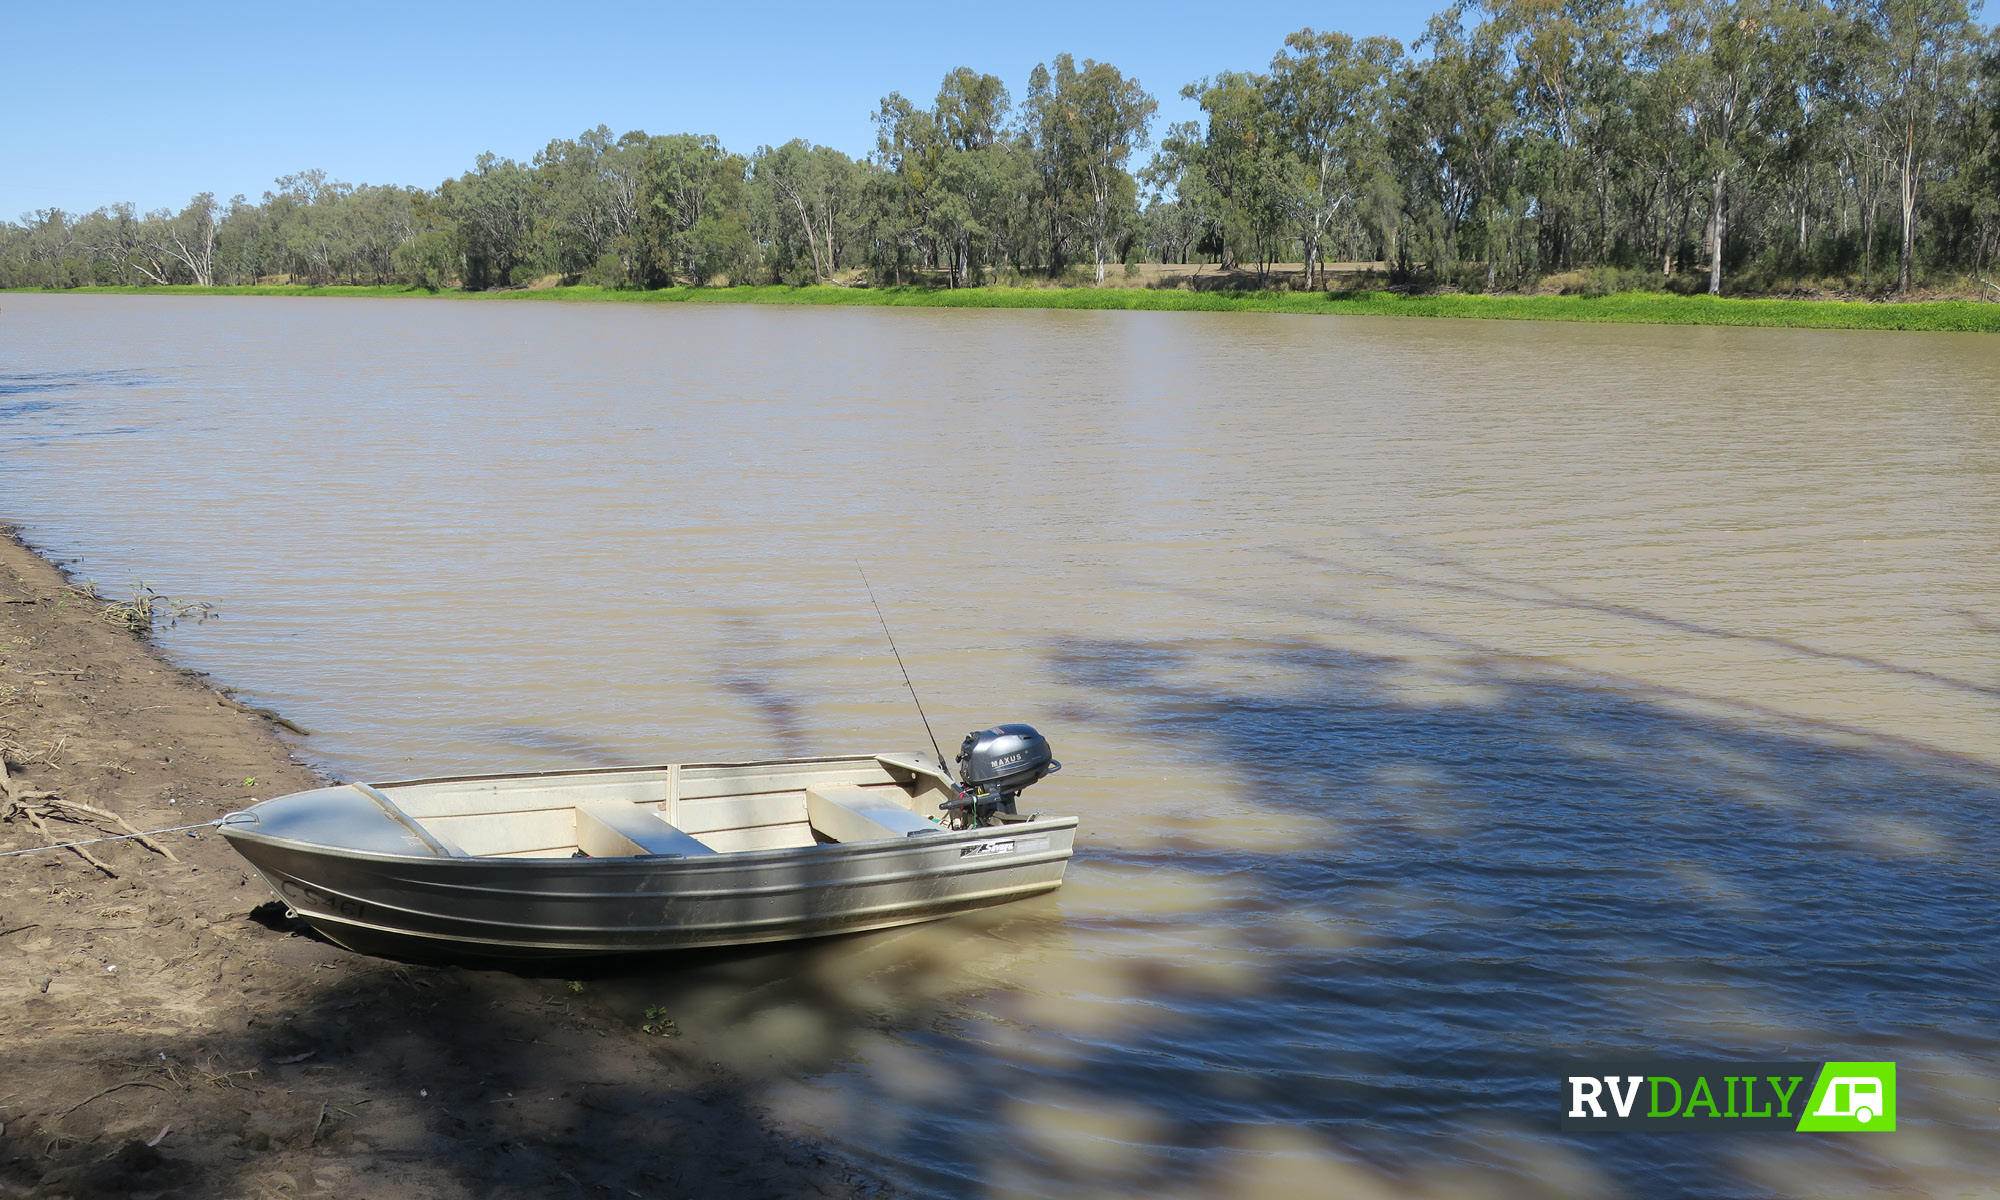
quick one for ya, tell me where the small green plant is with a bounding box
[640,1006,678,1037]
[99,581,220,637]
[567,980,584,993]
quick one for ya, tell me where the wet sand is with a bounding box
[0,527,884,1200]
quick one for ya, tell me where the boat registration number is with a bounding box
[960,834,1051,858]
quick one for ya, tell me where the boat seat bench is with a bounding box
[806,784,942,842]
[575,804,716,858]
[561,785,942,858]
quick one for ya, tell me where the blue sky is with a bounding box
[4,1,1438,219]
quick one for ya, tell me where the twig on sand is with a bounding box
[54,1080,167,1116]
[198,1069,259,1090]
[41,797,179,863]
[20,807,116,877]
[0,759,180,865]
[214,690,312,736]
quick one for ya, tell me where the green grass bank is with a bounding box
[20,283,2000,332]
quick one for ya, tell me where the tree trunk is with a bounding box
[787,191,825,283]
[1707,169,1727,297]
[1863,195,1875,283]
[1092,176,1109,286]
[1898,124,1916,297]
[1486,210,1497,292]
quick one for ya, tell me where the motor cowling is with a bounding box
[943,724,1060,827]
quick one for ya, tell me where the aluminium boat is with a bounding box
[218,725,1073,960]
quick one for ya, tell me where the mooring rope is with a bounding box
[0,819,223,858]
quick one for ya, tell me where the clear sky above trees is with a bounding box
[2,0,1444,218]
[10,0,1995,298]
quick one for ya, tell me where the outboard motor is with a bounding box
[941,723,1060,828]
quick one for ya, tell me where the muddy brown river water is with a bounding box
[4,293,1999,1198]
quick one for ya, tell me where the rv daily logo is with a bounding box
[1560,1062,1895,1132]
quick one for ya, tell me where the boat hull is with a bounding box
[223,818,1077,960]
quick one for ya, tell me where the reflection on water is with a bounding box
[3,294,1998,1198]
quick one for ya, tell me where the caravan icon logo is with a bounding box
[1797,1062,1897,1131]
[1560,1061,1896,1132]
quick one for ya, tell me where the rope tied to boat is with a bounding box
[0,753,244,875]
[0,819,223,860]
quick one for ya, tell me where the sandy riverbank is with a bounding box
[0,527,884,1199]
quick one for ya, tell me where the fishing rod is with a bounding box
[853,565,1062,829]
[855,562,949,774]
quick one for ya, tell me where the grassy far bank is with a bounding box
[14,282,2000,332]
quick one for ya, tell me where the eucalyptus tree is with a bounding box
[1020,64,1078,272]
[88,194,220,286]
[1983,43,2000,277]
[635,134,752,285]
[753,139,862,282]
[391,229,457,290]
[1488,0,1643,270]
[1829,23,1903,284]
[872,91,947,277]
[1139,197,1205,263]
[212,193,269,283]
[533,127,648,281]
[931,68,1016,285]
[23,210,81,267]
[1642,0,1795,294]
[10,15,2000,296]
[1137,148,1208,263]
[0,209,90,287]
[1268,29,1403,287]
[1025,53,1157,283]
[85,203,179,285]
[1858,0,1982,292]
[437,156,540,287]
[343,185,427,283]
[1395,4,1517,283]
[1164,73,1276,271]
[868,70,1021,285]
[1759,2,1844,266]
[1625,35,1697,274]
[259,169,352,284]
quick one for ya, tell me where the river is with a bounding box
[3,293,1997,1197]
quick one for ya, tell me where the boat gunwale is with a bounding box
[363,751,936,792]
[251,836,1077,902]
[219,812,1080,871]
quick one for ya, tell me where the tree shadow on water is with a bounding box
[792,632,2000,1199]
[19,624,1987,1200]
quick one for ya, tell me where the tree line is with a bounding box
[6,0,1997,297]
